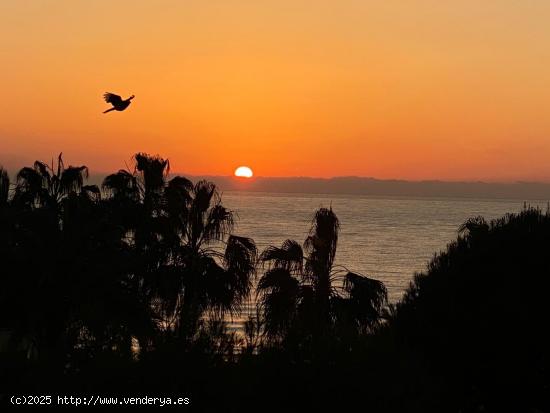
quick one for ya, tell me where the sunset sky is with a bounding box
[1,1,550,181]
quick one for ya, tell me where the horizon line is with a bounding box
[85,171,550,185]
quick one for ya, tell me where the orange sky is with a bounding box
[1,0,550,181]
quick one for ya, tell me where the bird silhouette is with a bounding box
[103,93,134,114]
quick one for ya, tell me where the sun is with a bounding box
[234,166,253,178]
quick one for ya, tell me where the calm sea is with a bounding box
[222,191,548,306]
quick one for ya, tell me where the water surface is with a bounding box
[220,191,547,327]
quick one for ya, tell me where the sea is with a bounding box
[219,191,548,330]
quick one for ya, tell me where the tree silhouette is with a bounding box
[102,153,257,346]
[13,153,92,209]
[258,207,387,352]
[385,207,550,412]
[0,154,155,372]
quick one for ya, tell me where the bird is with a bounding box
[103,92,134,113]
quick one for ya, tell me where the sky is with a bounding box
[1,0,550,181]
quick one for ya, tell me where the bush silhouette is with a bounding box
[384,207,550,412]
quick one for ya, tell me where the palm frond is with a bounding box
[223,235,257,304]
[33,160,51,184]
[102,170,139,200]
[165,176,193,212]
[193,180,217,214]
[304,207,339,298]
[258,267,297,291]
[134,153,169,195]
[16,167,43,191]
[60,165,89,194]
[304,207,339,272]
[257,267,300,338]
[202,204,234,244]
[342,271,387,330]
[187,181,218,246]
[15,166,45,206]
[260,239,304,273]
[202,255,236,315]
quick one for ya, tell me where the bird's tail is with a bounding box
[103,107,115,114]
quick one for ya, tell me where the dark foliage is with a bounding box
[257,207,388,356]
[1,155,548,412]
[382,207,550,412]
[0,154,255,378]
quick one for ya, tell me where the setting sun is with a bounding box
[234,166,253,178]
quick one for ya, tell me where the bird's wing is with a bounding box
[103,93,123,105]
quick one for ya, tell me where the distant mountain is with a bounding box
[49,172,550,201]
[175,175,550,200]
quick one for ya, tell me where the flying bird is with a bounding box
[103,92,135,114]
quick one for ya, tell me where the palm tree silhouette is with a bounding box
[102,153,257,344]
[103,92,135,113]
[258,207,387,349]
[0,154,152,367]
[13,153,93,208]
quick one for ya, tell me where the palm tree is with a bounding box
[102,153,257,345]
[13,153,93,209]
[155,179,257,342]
[258,207,387,349]
[0,154,152,366]
[257,240,303,340]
